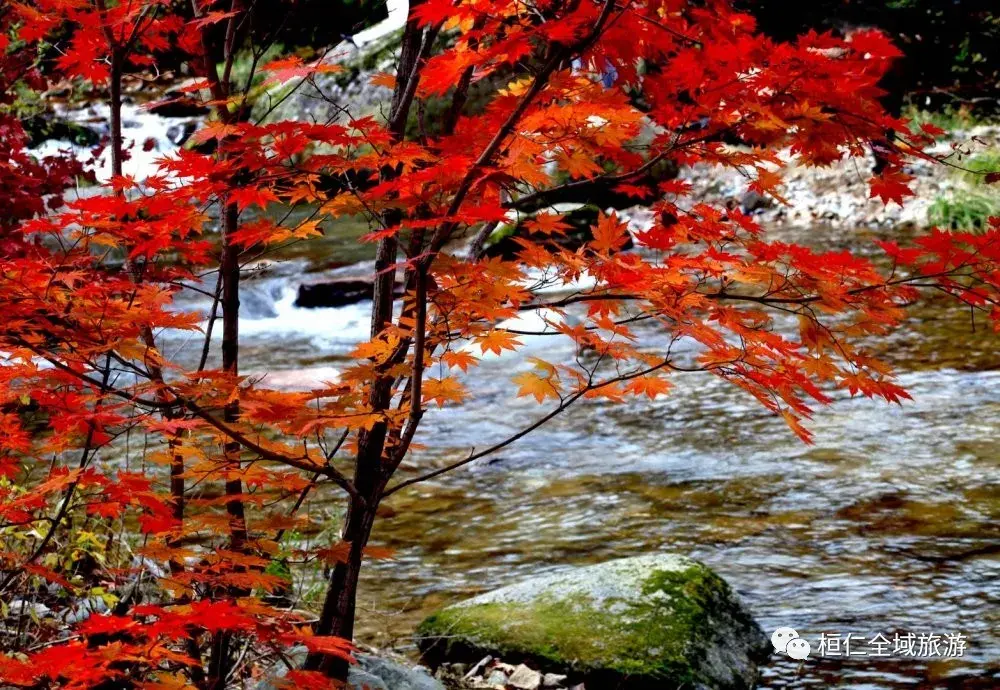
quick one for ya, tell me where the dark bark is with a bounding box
[307,11,431,680]
[304,501,378,676]
[220,198,247,552]
[208,197,247,690]
[306,5,620,679]
[197,3,248,686]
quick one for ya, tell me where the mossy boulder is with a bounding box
[417,554,768,690]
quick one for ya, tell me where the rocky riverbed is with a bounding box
[681,125,1000,229]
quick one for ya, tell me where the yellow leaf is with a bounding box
[512,371,560,403]
[423,377,467,407]
[351,333,400,365]
[293,219,324,239]
[526,356,557,376]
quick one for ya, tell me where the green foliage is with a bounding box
[902,105,990,133]
[928,149,1000,231]
[928,192,1000,231]
[959,151,1000,186]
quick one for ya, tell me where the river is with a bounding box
[191,219,998,689]
[35,97,999,689]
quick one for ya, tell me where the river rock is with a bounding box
[353,653,444,690]
[508,664,542,689]
[257,647,444,690]
[542,672,568,687]
[417,554,768,690]
[296,278,373,308]
[23,114,101,147]
[262,28,402,126]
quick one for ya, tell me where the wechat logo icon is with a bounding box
[772,627,811,660]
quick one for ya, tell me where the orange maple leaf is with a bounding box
[422,377,467,407]
[476,330,522,355]
[441,350,479,372]
[512,371,561,403]
[524,213,572,235]
[590,212,630,253]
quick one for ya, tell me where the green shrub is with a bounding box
[902,105,992,133]
[928,192,1000,231]
[958,151,1000,186]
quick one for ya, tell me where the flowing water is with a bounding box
[194,222,1000,689]
[34,97,1000,687]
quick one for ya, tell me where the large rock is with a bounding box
[262,29,402,126]
[417,555,768,690]
[295,278,377,308]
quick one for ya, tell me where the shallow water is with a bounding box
[58,98,996,685]
[195,243,1000,688]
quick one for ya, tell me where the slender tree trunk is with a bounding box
[306,14,433,681]
[305,227,401,675]
[206,209,245,688]
[103,36,205,685]
[106,42,193,558]
[207,198,246,690]
[220,199,247,553]
[305,498,379,676]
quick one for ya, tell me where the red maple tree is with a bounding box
[1,0,999,687]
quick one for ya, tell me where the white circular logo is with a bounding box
[786,637,811,660]
[771,627,798,653]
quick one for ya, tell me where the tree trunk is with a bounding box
[304,495,379,676]
[220,199,247,553]
[306,14,428,682]
[208,199,246,690]
[306,229,398,676]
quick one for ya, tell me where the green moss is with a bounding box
[484,223,516,248]
[418,564,736,685]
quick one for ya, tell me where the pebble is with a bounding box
[507,664,542,690]
[542,673,568,688]
[483,670,509,688]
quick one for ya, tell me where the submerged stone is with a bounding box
[257,648,444,690]
[351,653,444,690]
[417,554,768,690]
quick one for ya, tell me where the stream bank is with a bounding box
[17,23,1000,689]
[681,126,1000,230]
